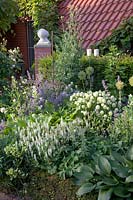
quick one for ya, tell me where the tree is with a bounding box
[0,0,18,33]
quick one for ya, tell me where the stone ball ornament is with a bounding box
[36,28,51,46]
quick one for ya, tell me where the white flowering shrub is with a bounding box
[14,115,86,178]
[70,90,119,134]
[4,76,40,117]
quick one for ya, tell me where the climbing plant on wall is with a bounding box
[94,17,133,55]
[0,0,18,34]
[17,0,63,42]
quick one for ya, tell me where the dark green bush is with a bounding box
[0,0,18,33]
[104,53,133,96]
[38,53,57,81]
[79,55,107,91]
[0,130,34,189]
[79,50,133,96]
[93,17,133,55]
[0,51,13,90]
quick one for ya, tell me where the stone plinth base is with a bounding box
[34,45,51,79]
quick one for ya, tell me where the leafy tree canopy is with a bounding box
[0,0,18,33]
[17,0,63,43]
[17,0,62,29]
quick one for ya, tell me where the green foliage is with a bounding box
[1,111,112,181]
[79,55,107,91]
[17,0,62,43]
[38,11,83,85]
[0,0,18,33]
[80,46,133,96]
[74,146,133,199]
[0,51,12,90]
[0,40,23,93]
[109,94,133,146]
[55,12,83,84]
[94,17,133,54]
[10,115,86,179]
[78,66,94,91]
[3,76,39,118]
[38,53,57,80]
[79,47,133,96]
[103,46,133,97]
[0,131,33,188]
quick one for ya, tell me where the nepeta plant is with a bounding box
[38,80,76,108]
[0,120,5,132]
[3,74,76,118]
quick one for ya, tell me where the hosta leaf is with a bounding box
[126,175,133,183]
[98,156,111,175]
[110,160,120,169]
[95,181,103,189]
[110,160,129,178]
[81,165,95,174]
[74,165,94,185]
[76,183,95,196]
[127,145,133,161]
[127,186,133,192]
[126,159,133,168]
[111,151,125,164]
[102,176,118,186]
[112,165,129,178]
[95,164,101,175]
[98,188,113,200]
[113,186,131,198]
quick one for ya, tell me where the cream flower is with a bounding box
[116,80,124,90]
[95,105,100,110]
[100,110,104,115]
[108,111,112,116]
[87,102,91,108]
[0,107,6,113]
[129,76,133,86]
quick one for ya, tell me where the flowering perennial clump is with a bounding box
[16,115,85,175]
[70,90,119,133]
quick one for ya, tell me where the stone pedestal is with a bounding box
[34,29,51,79]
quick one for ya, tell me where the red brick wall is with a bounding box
[6,19,31,71]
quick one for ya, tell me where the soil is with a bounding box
[0,191,31,200]
[0,192,20,200]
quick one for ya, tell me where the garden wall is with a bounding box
[5,18,34,72]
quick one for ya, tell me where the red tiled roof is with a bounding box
[58,0,133,49]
